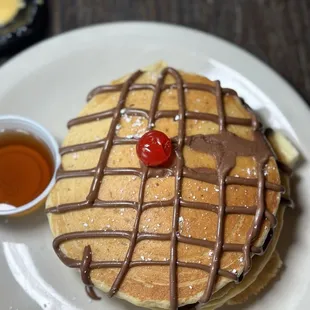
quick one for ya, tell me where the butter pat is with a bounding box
[267,130,300,168]
[0,0,25,26]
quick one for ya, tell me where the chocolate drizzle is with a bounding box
[81,245,101,300]
[46,67,290,309]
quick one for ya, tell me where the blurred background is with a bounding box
[1,0,309,103]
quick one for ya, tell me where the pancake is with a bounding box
[46,62,293,309]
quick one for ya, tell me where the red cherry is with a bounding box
[136,130,172,167]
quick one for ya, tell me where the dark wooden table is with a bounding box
[4,0,310,105]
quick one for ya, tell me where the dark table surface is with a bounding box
[4,0,310,105]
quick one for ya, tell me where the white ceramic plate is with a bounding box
[0,22,309,310]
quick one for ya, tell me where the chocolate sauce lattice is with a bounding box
[47,67,285,309]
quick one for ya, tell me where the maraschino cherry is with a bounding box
[136,130,172,166]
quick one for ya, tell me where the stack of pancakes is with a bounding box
[46,62,297,309]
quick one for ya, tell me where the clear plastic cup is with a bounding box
[0,115,61,216]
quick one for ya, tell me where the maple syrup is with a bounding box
[0,130,54,207]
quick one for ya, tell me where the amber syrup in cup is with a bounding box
[0,130,54,207]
